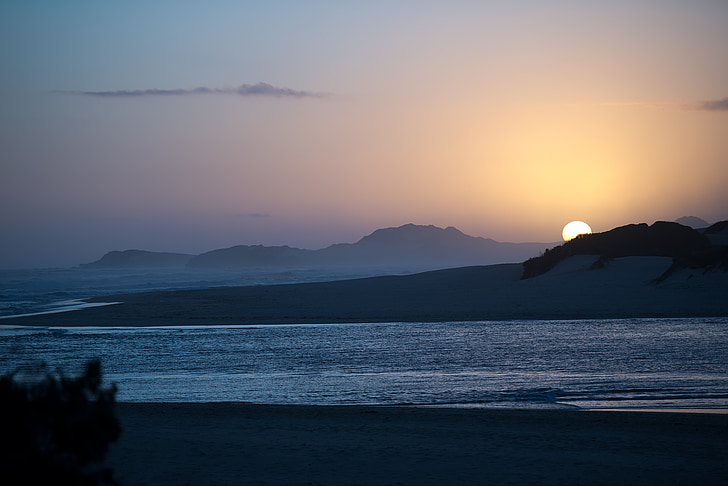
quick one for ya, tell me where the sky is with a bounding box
[1,1,727,268]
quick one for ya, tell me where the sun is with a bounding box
[562,221,592,241]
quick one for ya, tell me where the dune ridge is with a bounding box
[10,254,728,327]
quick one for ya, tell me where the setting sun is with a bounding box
[562,221,592,241]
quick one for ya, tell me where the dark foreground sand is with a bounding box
[108,403,728,485]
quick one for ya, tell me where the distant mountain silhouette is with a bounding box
[306,224,551,268]
[81,250,193,268]
[187,224,552,269]
[85,224,554,270]
[675,216,710,229]
[522,221,726,279]
[187,245,308,267]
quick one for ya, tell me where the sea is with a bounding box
[1,268,727,411]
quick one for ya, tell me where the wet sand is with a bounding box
[108,403,728,485]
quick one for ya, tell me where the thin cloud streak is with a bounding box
[599,101,678,109]
[600,97,728,112]
[696,97,728,111]
[55,82,325,98]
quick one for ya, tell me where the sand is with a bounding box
[9,256,728,326]
[107,403,728,485]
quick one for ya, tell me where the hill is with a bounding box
[306,224,550,268]
[81,250,194,268]
[186,245,307,267]
[522,221,727,279]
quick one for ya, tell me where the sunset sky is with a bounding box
[2,1,727,268]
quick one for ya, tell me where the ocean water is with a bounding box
[2,318,727,410]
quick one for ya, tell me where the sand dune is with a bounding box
[9,255,728,327]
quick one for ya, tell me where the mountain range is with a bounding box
[82,218,727,274]
[81,224,555,270]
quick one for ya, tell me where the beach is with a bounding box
[8,257,728,484]
[108,403,728,485]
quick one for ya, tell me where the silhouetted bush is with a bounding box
[0,359,120,485]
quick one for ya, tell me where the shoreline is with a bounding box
[585,407,728,414]
[0,301,121,320]
[107,402,728,485]
[109,400,728,415]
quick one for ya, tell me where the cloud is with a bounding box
[600,97,728,112]
[55,82,324,98]
[696,97,728,111]
[598,101,677,109]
